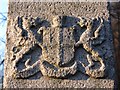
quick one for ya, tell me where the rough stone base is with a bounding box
[4,77,114,88]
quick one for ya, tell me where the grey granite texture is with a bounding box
[4,1,115,88]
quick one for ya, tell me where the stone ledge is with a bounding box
[4,77,114,88]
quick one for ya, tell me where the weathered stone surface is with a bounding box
[4,1,115,88]
[5,77,114,88]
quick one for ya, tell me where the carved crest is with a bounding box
[11,15,107,79]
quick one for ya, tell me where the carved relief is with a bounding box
[39,16,77,78]
[11,15,107,79]
[11,16,43,79]
[75,17,106,78]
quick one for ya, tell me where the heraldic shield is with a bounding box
[40,16,77,78]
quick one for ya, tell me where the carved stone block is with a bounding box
[4,1,115,88]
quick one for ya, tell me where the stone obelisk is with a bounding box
[4,1,115,88]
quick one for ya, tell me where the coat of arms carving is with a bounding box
[11,15,109,79]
